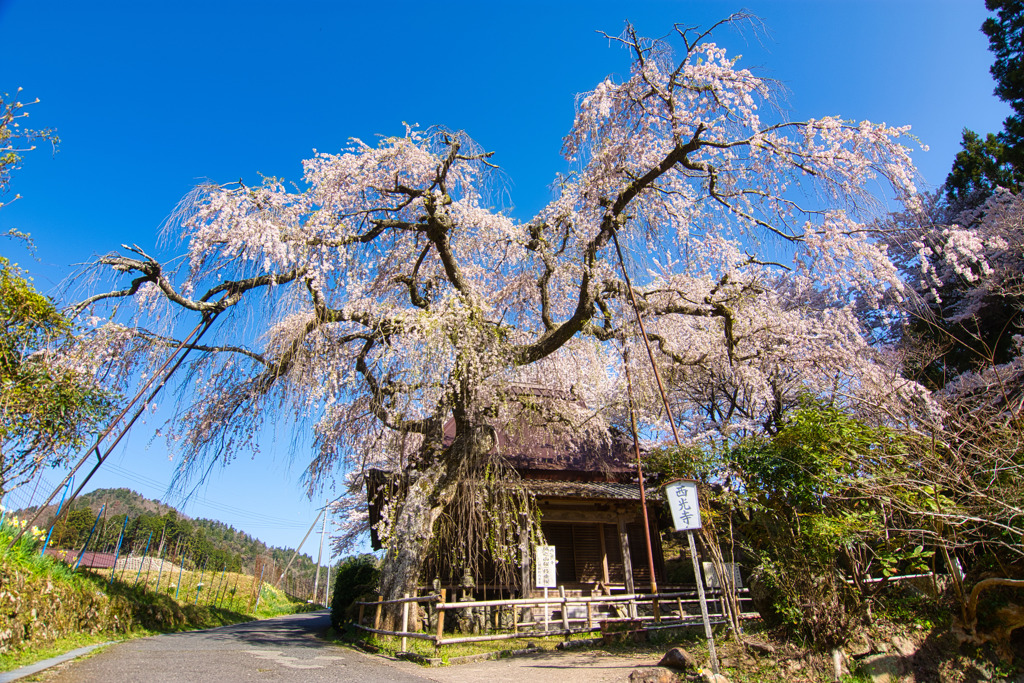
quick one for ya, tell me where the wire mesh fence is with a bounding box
[2,482,330,612]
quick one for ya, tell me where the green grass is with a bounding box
[0,520,316,673]
[0,632,118,672]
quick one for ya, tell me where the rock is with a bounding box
[859,653,905,683]
[831,648,850,681]
[658,647,698,672]
[846,631,873,657]
[700,671,731,683]
[972,662,994,681]
[743,637,776,656]
[890,635,917,658]
[627,667,677,683]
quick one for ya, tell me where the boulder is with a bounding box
[743,637,776,657]
[890,635,917,658]
[627,667,678,683]
[859,653,905,683]
[846,631,873,657]
[700,671,731,683]
[658,647,698,672]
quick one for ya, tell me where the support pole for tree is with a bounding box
[623,348,659,615]
[8,311,221,550]
[40,477,72,556]
[154,532,167,593]
[73,504,104,572]
[175,550,186,600]
[610,227,719,673]
[109,514,129,585]
[134,531,153,587]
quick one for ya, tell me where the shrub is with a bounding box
[330,554,379,631]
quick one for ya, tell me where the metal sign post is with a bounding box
[664,480,719,675]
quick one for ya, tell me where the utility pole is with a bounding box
[313,499,327,605]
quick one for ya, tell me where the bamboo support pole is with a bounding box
[401,592,410,652]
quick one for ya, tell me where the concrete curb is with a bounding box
[0,642,114,682]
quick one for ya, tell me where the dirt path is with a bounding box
[387,649,662,683]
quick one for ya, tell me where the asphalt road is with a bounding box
[40,610,430,683]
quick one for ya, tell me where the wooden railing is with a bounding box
[352,586,758,649]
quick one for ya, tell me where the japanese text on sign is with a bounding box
[665,480,702,530]
[535,544,557,587]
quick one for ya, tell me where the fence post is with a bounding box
[358,602,366,627]
[543,587,549,631]
[559,585,569,631]
[401,592,410,652]
[373,595,383,630]
[586,601,593,630]
[435,589,446,649]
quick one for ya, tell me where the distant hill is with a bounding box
[17,488,328,597]
[75,487,183,519]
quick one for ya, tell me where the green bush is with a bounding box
[330,554,379,631]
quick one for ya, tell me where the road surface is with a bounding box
[38,610,659,682]
[40,611,427,683]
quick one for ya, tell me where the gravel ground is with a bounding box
[386,649,663,683]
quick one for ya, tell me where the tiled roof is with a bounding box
[524,479,662,502]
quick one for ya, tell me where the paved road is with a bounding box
[41,611,429,683]
[39,611,661,683]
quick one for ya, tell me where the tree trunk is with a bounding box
[377,458,456,630]
[376,417,496,631]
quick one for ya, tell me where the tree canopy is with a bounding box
[75,17,925,617]
[0,92,110,496]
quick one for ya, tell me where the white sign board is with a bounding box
[535,544,557,588]
[664,480,702,531]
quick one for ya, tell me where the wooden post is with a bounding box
[358,602,366,626]
[543,587,550,631]
[401,592,410,652]
[599,523,610,584]
[435,589,446,648]
[373,595,383,630]
[676,596,684,622]
[617,514,636,618]
[586,601,593,630]
[559,585,570,631]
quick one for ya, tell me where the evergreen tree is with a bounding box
[946,0,1024,206]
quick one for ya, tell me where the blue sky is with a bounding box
[0,1,1010,552]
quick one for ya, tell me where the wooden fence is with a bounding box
[352,586,758,649]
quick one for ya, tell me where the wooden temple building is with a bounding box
[367,386,665,597]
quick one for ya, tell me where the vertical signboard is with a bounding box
[664,479,702,530]
[663,479,719,675]
[535,544,557,588]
